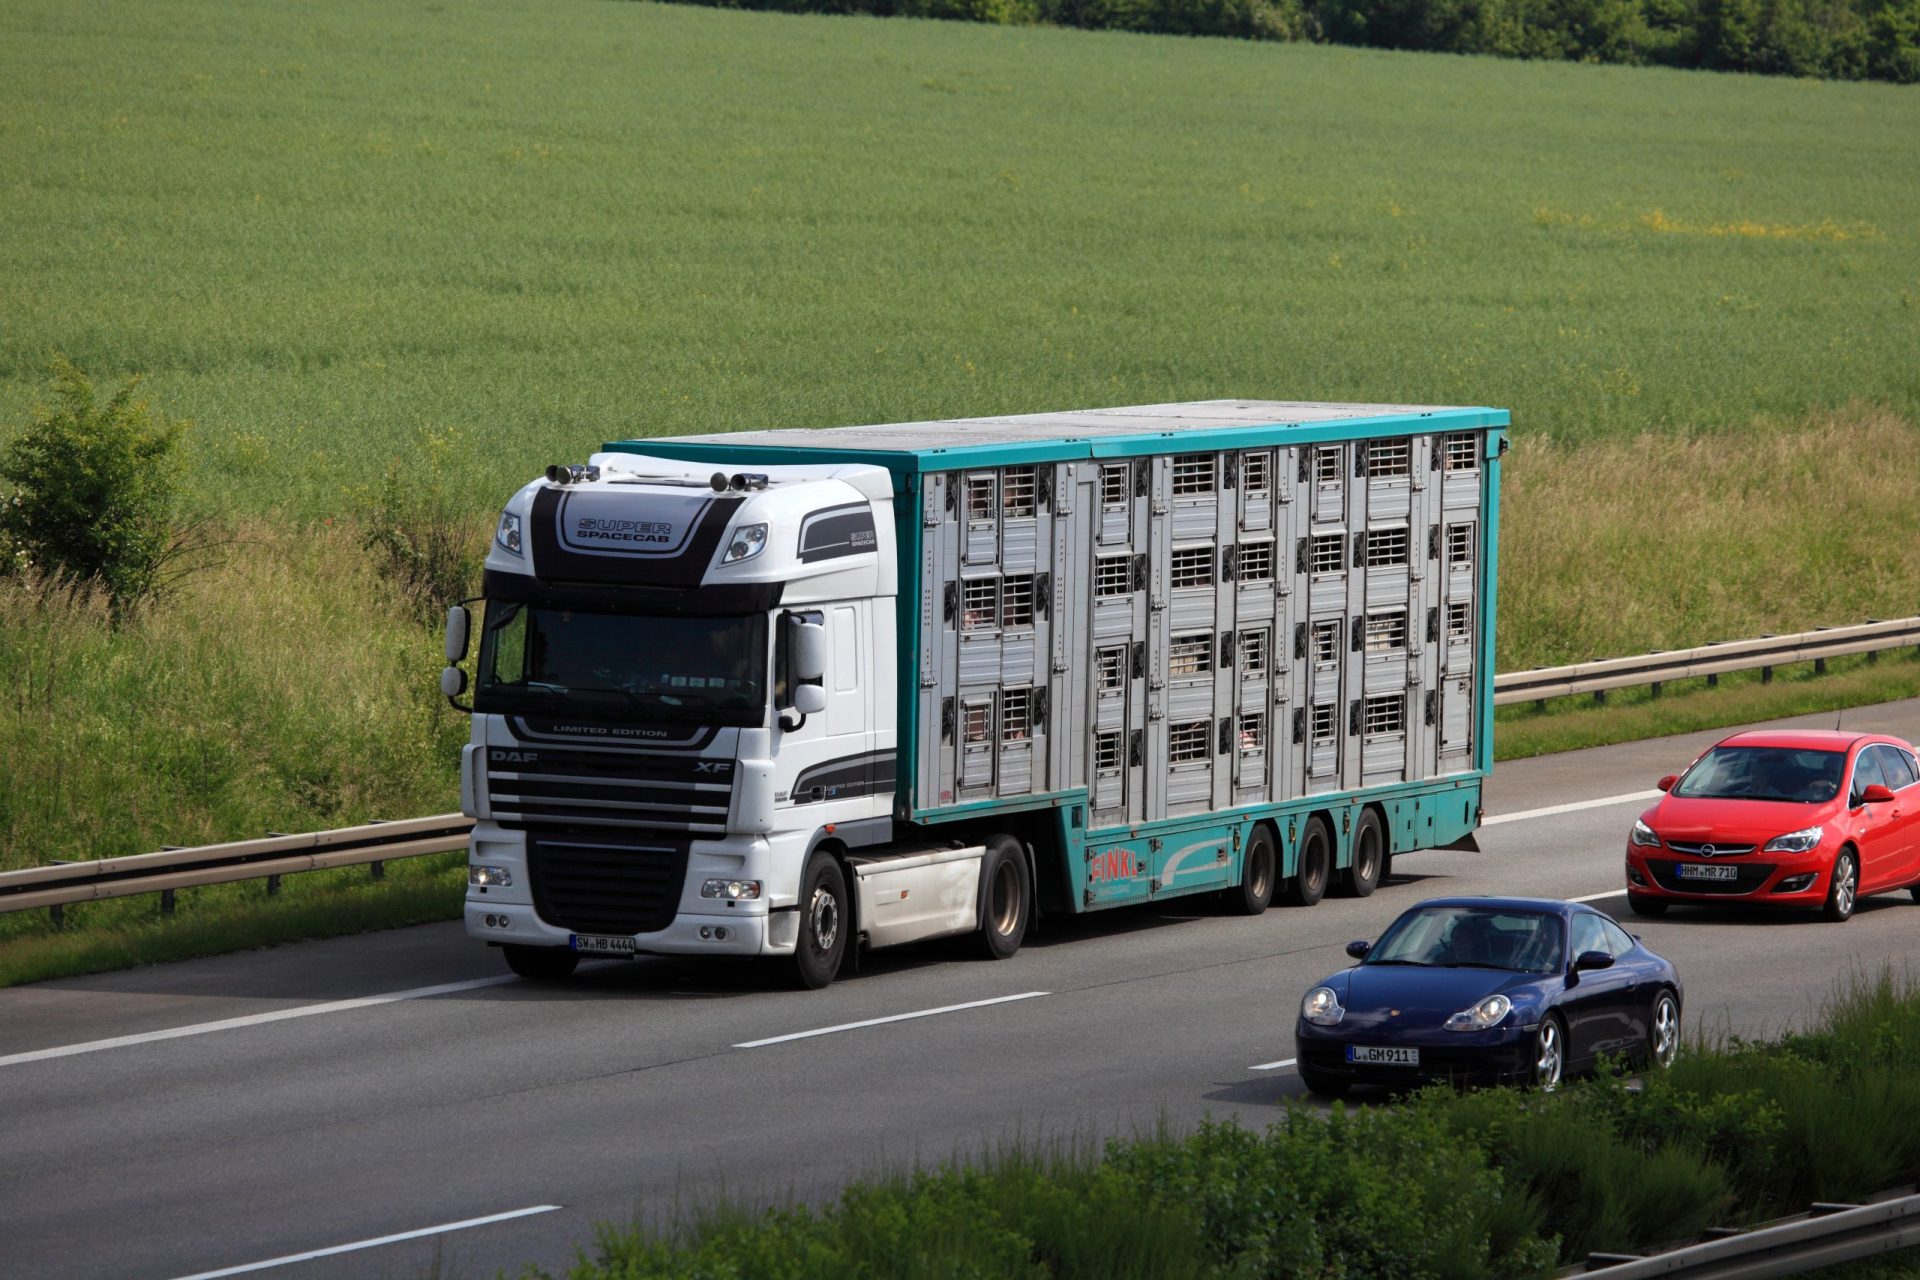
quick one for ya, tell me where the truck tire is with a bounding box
[503,945,579,982]
[794,851,851,989]
[1340,808,1385,898]
[1229,825,1277,916]
[1284,816,1332,907]
[973,834,1030,960]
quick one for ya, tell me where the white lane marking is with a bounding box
[1249,1057,1297,1072]
[734,991,1050,1049]
[1482,790,1661,827]
[165,1204,561,1280]
[1570,888,1626,903]
[0,975,519,1069]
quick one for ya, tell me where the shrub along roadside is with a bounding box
[541,970,1920,1280]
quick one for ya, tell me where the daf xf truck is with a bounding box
[442,400,1508,988]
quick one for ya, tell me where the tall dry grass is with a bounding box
[0,519,466,870]
[1499,404,1920,669]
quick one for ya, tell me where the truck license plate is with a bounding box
[1347,1045,1419,1066]
[570,934,638,955]
[1675,863,1738,882]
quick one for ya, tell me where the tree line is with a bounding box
[675,0,1920,82]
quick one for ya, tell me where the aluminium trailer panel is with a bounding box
[611,400,1508,905]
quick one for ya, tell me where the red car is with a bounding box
[1624,731,1920,922]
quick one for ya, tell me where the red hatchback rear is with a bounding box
[1624,731,1920,922]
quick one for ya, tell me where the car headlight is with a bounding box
[701,878,762,900]
[1301,986,1345,1026]
[721,523,768,564]
[495,510,523,555]
[1630,820,1661,849]
[1762,825,1824,854]
[1444,993,1512,1032]
[469,865,513,888]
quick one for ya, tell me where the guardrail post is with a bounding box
[49,903,64,929]
[160,888,176,915]
[266,874,281,897]
[1707,673,1718,688]
[1593,690,1607,706]
[370,860,385,881]
[1762,666,1772,684]
[1815,657,1827,675]
[1650,682,1662,699]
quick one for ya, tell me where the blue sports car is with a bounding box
[1293,896,1683,1096]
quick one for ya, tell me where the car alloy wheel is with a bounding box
[1824,851,1857,923]
[1650,992,1680,1070]
[1534,1017,1563,1092]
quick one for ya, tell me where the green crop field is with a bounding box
[4,0,1918,517]
[3,0,1919,975]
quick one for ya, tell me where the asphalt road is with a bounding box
[5,699,1919,1280]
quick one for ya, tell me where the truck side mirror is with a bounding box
[445,605,471,664]
[791,619,827,682]
[440,666,468,697]
[791,683,827,716]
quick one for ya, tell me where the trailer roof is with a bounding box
[607,400,1509,473]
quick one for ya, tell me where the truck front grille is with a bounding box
[487,747,731,833]
[527,832,689,935]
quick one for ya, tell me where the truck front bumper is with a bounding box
[465,900,780,957]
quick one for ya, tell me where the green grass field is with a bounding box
[3,0,1920,978]
[4,0,1918,519]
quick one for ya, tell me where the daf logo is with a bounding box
[1700,843,1716,858]
[490,750,538,764]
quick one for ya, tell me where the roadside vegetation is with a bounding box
[1,0,1917,980]
[536,968,1920,1279]
[666,0,1920,83]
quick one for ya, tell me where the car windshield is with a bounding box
[474,601,768,727]
[1364,906,1564,974]
[1671,746,1845,803]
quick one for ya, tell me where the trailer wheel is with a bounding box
[793,851,850,989]
[973,835,1030,960]
[1341,809,1385,898]
[1285,816,1332,907]
[1229,825,1277,916]
[502,945,579,982]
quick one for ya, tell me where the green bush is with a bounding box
[0,355,192,617]
[360,426,485,623]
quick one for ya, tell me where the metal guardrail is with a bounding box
[1494,616,1920,707]
[1,616,1913,921]
[1561,1188,1920,1277]
[0,815,473,919]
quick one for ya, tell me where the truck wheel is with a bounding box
[973,835,1030,960]
[1284,816,1332,907]
[503,945,579,982]
[794,852,850,989]
[1230,825,1277,916]
[1341,809,1385,898]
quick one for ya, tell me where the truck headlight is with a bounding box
[1301,986,1345,1026]
[701,878,762,900]
[469,865,513,888]
[721,523,768,564]
[495,510,523,555]
[1445,994,1512,1032]
[1763,826,1823,854]
[1630,820,1661,849]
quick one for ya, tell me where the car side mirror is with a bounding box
[1656,774,1678,792]
[1345,940,1371,960]
[1573,950,1615,973]
[1862,783,1896,804]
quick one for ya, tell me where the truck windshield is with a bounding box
[475,602,768,727]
